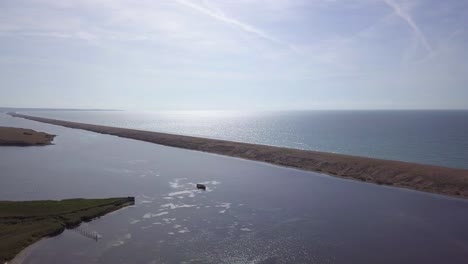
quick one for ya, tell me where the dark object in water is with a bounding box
[196,184,206,190]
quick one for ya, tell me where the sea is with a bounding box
[1,111,468,264]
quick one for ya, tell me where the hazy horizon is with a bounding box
[1,0,467,110]
[3,105,468,111]
[2,106,468,111]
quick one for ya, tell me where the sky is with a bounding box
[0,0,467,110]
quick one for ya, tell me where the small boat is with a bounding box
[196,184,206,190]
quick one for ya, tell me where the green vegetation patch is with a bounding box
[0,197,134,262]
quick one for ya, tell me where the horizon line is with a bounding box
[2,107,468,112]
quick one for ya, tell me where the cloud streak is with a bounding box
[383,0,432,53]
[174,0,292,49]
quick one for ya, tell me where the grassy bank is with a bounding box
[0,126,55,146]
[0,197,134,263]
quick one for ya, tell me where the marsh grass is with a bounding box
[0,197,134,262]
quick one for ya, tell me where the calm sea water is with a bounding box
[25,110,468,169]
[1,113,468,263]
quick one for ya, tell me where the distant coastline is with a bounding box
[9,112,468,199]
[0,107,121,113]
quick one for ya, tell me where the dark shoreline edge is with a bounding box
[1,197,135,263]
[9,112,468,198]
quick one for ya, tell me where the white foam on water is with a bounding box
[143,211,168,219]
[178,228,190,233]
[109,232,133,247]
[216,202,231,214]
[162,218,176,224]
[161,203,196,210]
[142,213,152,219]
[111,240,125,247]
[199,180,221,185]
[154,211,169,216]
[130,219,141,224]
[168,190,194,197]
[169,178,187,189]
[104,168,132,174]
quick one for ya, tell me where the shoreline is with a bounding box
[7,238,44,264]
[9,112,468,198]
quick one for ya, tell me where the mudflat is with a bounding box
[0,197,135,263]
[0,126,55,146]
[10,112,468,198]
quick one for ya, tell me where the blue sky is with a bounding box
[0,0,467,110]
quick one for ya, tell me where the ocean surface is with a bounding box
[24,110,468,169]
[1,113,468,263]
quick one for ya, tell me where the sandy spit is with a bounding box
[9,112,468,198]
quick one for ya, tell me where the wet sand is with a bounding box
[9,112,468,198]
[0,126,55,146]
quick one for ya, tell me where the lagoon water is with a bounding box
[25,110,468,169]
[2,113,468,263]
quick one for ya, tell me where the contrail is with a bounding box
[383,0,432,52]
[175,0,291,48]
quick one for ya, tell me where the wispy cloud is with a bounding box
[383,0,432,53]
[2,0,467,110]
[174,0,292,49]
